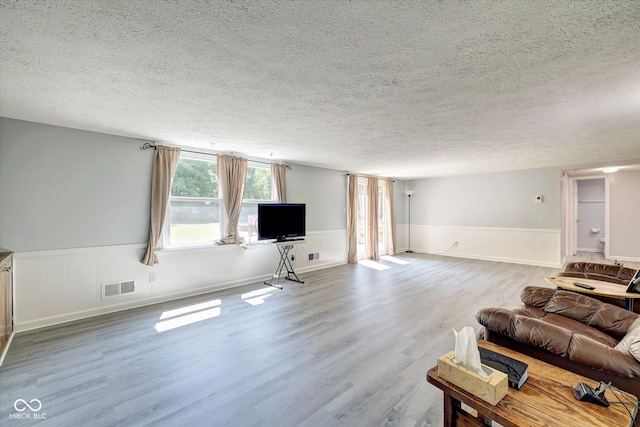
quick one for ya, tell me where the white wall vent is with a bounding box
[102,280,136,299]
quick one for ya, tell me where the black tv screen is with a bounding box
[257,203,306,241]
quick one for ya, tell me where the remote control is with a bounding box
[573,282,596,290]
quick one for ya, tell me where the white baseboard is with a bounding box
[576,247,604,253]
[404,225,562,268]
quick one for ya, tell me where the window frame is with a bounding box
[163,155,276,250]
[163,152,222,250]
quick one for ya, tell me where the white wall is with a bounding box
[609,170,640,261]
[404,168,563,267]
[0,118,350,331]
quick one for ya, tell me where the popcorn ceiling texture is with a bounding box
[0,0,639,179]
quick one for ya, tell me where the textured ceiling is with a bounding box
[1,1,639,179]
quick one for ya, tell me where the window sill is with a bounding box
[158,239,272,256]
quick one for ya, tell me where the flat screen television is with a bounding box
[257,203,306,242]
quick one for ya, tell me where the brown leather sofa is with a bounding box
[558,262,639,312]
[559,262,636,284]
[476,286,640,397]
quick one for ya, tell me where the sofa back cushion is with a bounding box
[584,263,620,277]
[563,262,586,273]
[521,286,638,339]
[618,266,638,282]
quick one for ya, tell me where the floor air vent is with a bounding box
[102,280,136,299]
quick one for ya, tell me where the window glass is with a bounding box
[168,156,220,246]
[166,158,276,247]
[240,164,274,241]
[171,158,218,197]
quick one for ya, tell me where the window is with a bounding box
[165,156,274,248]
[378,180,387,253]
[167,154,220,247]
[355,177,389,259]
[239,163,273,242]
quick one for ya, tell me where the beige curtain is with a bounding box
[366,176,379,260]
[384,178,396,255]
[271,163,287,203]
[141,145,181,266]
[217,155,248,245]
[347,174,358,264]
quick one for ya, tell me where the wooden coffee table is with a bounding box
[426,341,638,427]
[546,276,639,311]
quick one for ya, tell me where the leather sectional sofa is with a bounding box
[558,262,639,312]
[559,262,637,285]
[476,286,640,397]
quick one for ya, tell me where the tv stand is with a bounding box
[264,241,305,289]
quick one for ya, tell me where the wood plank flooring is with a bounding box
[1,254,562,426]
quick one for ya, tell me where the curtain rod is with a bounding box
[346,173,395,182]
[140,142,291,169]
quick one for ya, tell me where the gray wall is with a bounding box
[1,118,364,252]
[408,167,562,229]
[286,165,405,232]
[0,118,154,252]
[576,178,605,251]
[286,164,347,231]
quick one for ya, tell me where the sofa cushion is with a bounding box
[563,262,586,273]
[618,266,638,282]
[476,307,619,352]
[520,286,637,339]
[569,334,640,377]
[584,262,620,277]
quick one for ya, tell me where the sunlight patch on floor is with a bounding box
[359,259,391,271]
[242,287,274,306]
[380,255,410,265]
[155,299,222,332]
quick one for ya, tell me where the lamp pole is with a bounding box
[405,190,414,253]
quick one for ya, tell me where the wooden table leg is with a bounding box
[443,392,460,426]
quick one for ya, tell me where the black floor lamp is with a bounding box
[405,190,414,253]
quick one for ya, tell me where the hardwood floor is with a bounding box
[0,254,563,426]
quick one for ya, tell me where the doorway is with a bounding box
[566,175,608,258]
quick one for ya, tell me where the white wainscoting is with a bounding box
[13,229,347,332]
[398,225,562,268]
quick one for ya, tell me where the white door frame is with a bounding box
[565,174,608,258]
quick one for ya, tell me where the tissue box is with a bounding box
[437,351,508,405]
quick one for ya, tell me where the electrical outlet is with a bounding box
[453,241,459,247]
[149,272,157,282]
[308,253,314,261]
[291,254,295,261]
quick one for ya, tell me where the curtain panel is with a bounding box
[366,176,379,260]
[271,163,287,203]
[384,178,396,255]
[347,174,358,264]
[217,155,248,245]
[141,145,181,266]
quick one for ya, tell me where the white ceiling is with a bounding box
[1,1,639,179]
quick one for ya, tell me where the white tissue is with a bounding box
[452,327,488,377]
